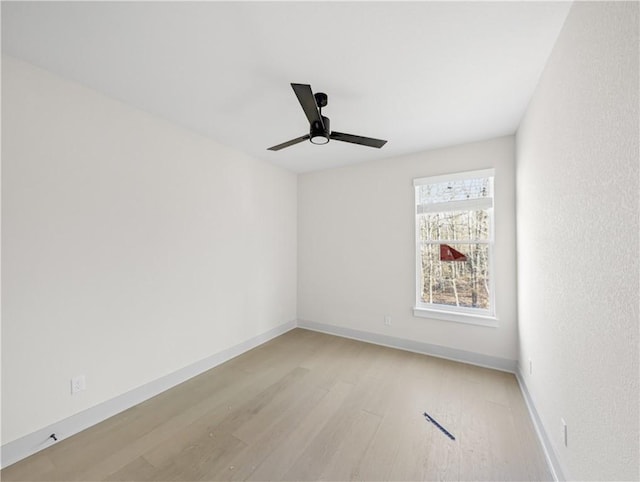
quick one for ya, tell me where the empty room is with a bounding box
[1,1,638,481]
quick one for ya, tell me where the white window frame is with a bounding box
[413,169,498,327]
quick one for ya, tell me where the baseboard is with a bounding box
[515,367,565,481]
[296,319,517,373]
[0,320,296,469]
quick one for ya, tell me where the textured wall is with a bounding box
[2,56,297,443]
[298,136,518,361]
[516,2,639,480]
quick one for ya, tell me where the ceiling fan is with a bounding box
[268,83,387,151]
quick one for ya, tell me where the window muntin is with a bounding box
[414,169,495,320]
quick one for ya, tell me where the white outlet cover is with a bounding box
[71,375,86,394]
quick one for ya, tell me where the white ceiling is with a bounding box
[1,1,572,173]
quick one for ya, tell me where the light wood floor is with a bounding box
[2,329,551,481]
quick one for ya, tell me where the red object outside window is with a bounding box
[440,244,467,261]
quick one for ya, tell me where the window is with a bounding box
[413,169,496,326]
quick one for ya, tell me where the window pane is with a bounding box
[417,176,492,205]
[418,210,490,242]
[420,243,490,310]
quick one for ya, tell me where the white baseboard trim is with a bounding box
[296,319,517,373]
[1,320,296,469]
[515,367,565,482]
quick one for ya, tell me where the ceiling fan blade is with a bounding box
[330,131,387,148]
[267,134,310,151]
[291,83,324,128]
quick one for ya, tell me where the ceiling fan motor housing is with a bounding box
[310,115,330,144]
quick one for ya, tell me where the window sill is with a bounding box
[413,306,499,327]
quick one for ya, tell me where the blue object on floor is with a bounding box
[423,411,456,440]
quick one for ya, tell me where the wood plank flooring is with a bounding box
[1,328,552,481]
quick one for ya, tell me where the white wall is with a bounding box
[1,56,297,444]
[516,2,639,480]
[298,136,517,362]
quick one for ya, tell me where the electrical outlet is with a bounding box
[71,375,86,394]
[561,418,568,447]
[384,315,392,326]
